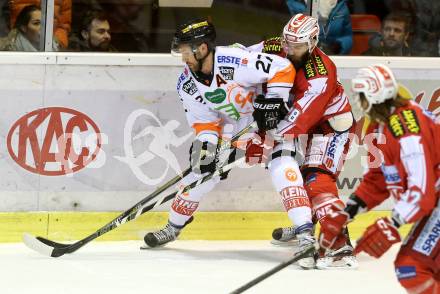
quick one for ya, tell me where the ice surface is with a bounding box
[1,240,405,294]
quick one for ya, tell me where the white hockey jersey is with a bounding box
[176,46,296,143]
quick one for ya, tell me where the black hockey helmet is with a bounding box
[171,18,216,55]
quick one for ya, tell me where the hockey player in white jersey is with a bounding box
[143,19,317,268]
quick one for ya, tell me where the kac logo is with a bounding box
[7,107,102,175]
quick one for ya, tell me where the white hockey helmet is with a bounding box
[282,13,320,53]
[351,64,398,112]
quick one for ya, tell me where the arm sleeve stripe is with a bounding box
[268,63,296,85]
[192,121,222,136]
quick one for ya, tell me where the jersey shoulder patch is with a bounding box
[182,77,198,96]
[386,108,421,138]
[400,109,421,134]
[304,54,329,79]
[387,113,406,138]
[262,37,283,55]
[304,58,317,79]
[177,66,191,91]
[313,55,328,76]
[218,66,235,80]
[215,46,245,67]
[177,68,206,105]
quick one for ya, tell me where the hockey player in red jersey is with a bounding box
[247,14,357,269]
[319,64,439,293]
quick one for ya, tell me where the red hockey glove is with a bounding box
[243,132,274,165]
[354,217,401,258]
[319,210,350,249]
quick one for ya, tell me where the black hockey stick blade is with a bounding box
[229,245,315,294]
[35,236,69,248]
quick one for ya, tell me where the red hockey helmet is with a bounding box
[282,14,320,53]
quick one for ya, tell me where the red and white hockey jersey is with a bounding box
[176,45,296,143]
[356,101,440,224]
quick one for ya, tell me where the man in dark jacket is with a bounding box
[69,10,116,52]
[363,12,412,56]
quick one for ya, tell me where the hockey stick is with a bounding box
[229,245,315,294]
[23,122,256,257]
[23,151,246,257]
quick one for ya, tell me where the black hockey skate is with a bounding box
[143,223,180,248]
[141,216,193,249]
[271,224,317,247]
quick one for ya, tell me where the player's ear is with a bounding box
[199,42,208,54]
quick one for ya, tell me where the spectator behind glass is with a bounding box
[411,0,440,57]
[0,4,59,51]
[69,10,115,52]
[318,0,352,54]
[285,0,352,55]
[363,12,412,56]
[9,0,71,48]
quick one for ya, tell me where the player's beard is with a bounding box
[98,40,111,51]
[288,51,311,70]
[186,61,201,72]
[191,51,210,73]
[383,37,401,50]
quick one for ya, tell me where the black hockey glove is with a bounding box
[189,139,218,174]
[252,95,288,131]
[344,193,367,220]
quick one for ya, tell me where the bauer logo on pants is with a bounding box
[7,107,102,176]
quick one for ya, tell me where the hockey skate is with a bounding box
[271,226,299,246]
[141,217,193,249]
[271,224,317,247]
[316,245,358,270]
[294,224,317,269]
[142,223,180,249]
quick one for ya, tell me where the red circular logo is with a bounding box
[7,107,102,176]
